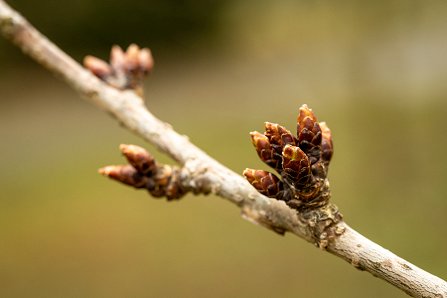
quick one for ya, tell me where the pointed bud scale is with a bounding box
[282,145,312,188]
[297,104,317,124]
[250,131,280,170]
[264,122,296,156]
[120,144,156,175]
[243,168,283,198]
[99,164,149,188]
[319,122,333,165]
[297,105,322,164]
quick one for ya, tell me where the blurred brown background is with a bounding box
[1,0,447,297]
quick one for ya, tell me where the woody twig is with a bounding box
[1,1,446,297]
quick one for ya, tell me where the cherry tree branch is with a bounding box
[0,1,446,297]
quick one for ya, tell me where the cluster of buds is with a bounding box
[244,105,334,210]
[99,144,187,200]
[84,44,153,97]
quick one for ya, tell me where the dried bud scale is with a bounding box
[84,44,154,97]
[100,144,193,201]
[245,104,342,247]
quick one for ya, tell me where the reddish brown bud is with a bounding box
[297,104,317,124]
[297,105,322,164]
[243,168,283,198]
[246,105,334,209]
[282,145,312,188]
[264,122,296,155]
[99,165,149,188]
[83,55,112,78]
[100,144,194,200]
[319,122,333,165]
[120,144,156,175]
[85,44,153,97]
[250,131,279,170]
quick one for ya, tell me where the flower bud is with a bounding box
[264,122,296,155]
[297,105,322,164]
[282,144,312,188]
[243,168,283,198]
[120,144,156,175]
[99,165,149,188]
[250,131,280,170]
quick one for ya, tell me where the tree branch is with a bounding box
[0,1,446,297]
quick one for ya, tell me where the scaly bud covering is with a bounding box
[319,122,333,166]
[245,104,334,210]
[243,169,283,198]
[250,131,279,170]
[120,144,156,175]
[282,145,312,188]
[99,165,149,188]
[297,105,322,164]
[84,44,154,97]
[100,144,190,201]
[264,122,296,157]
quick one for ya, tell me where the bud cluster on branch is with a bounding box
[99,144,187,200]
[84,44,153,97]
[244,105,334,210]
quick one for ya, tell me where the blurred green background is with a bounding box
[1,0,447,297]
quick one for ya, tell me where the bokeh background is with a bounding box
[1,0,447,297]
